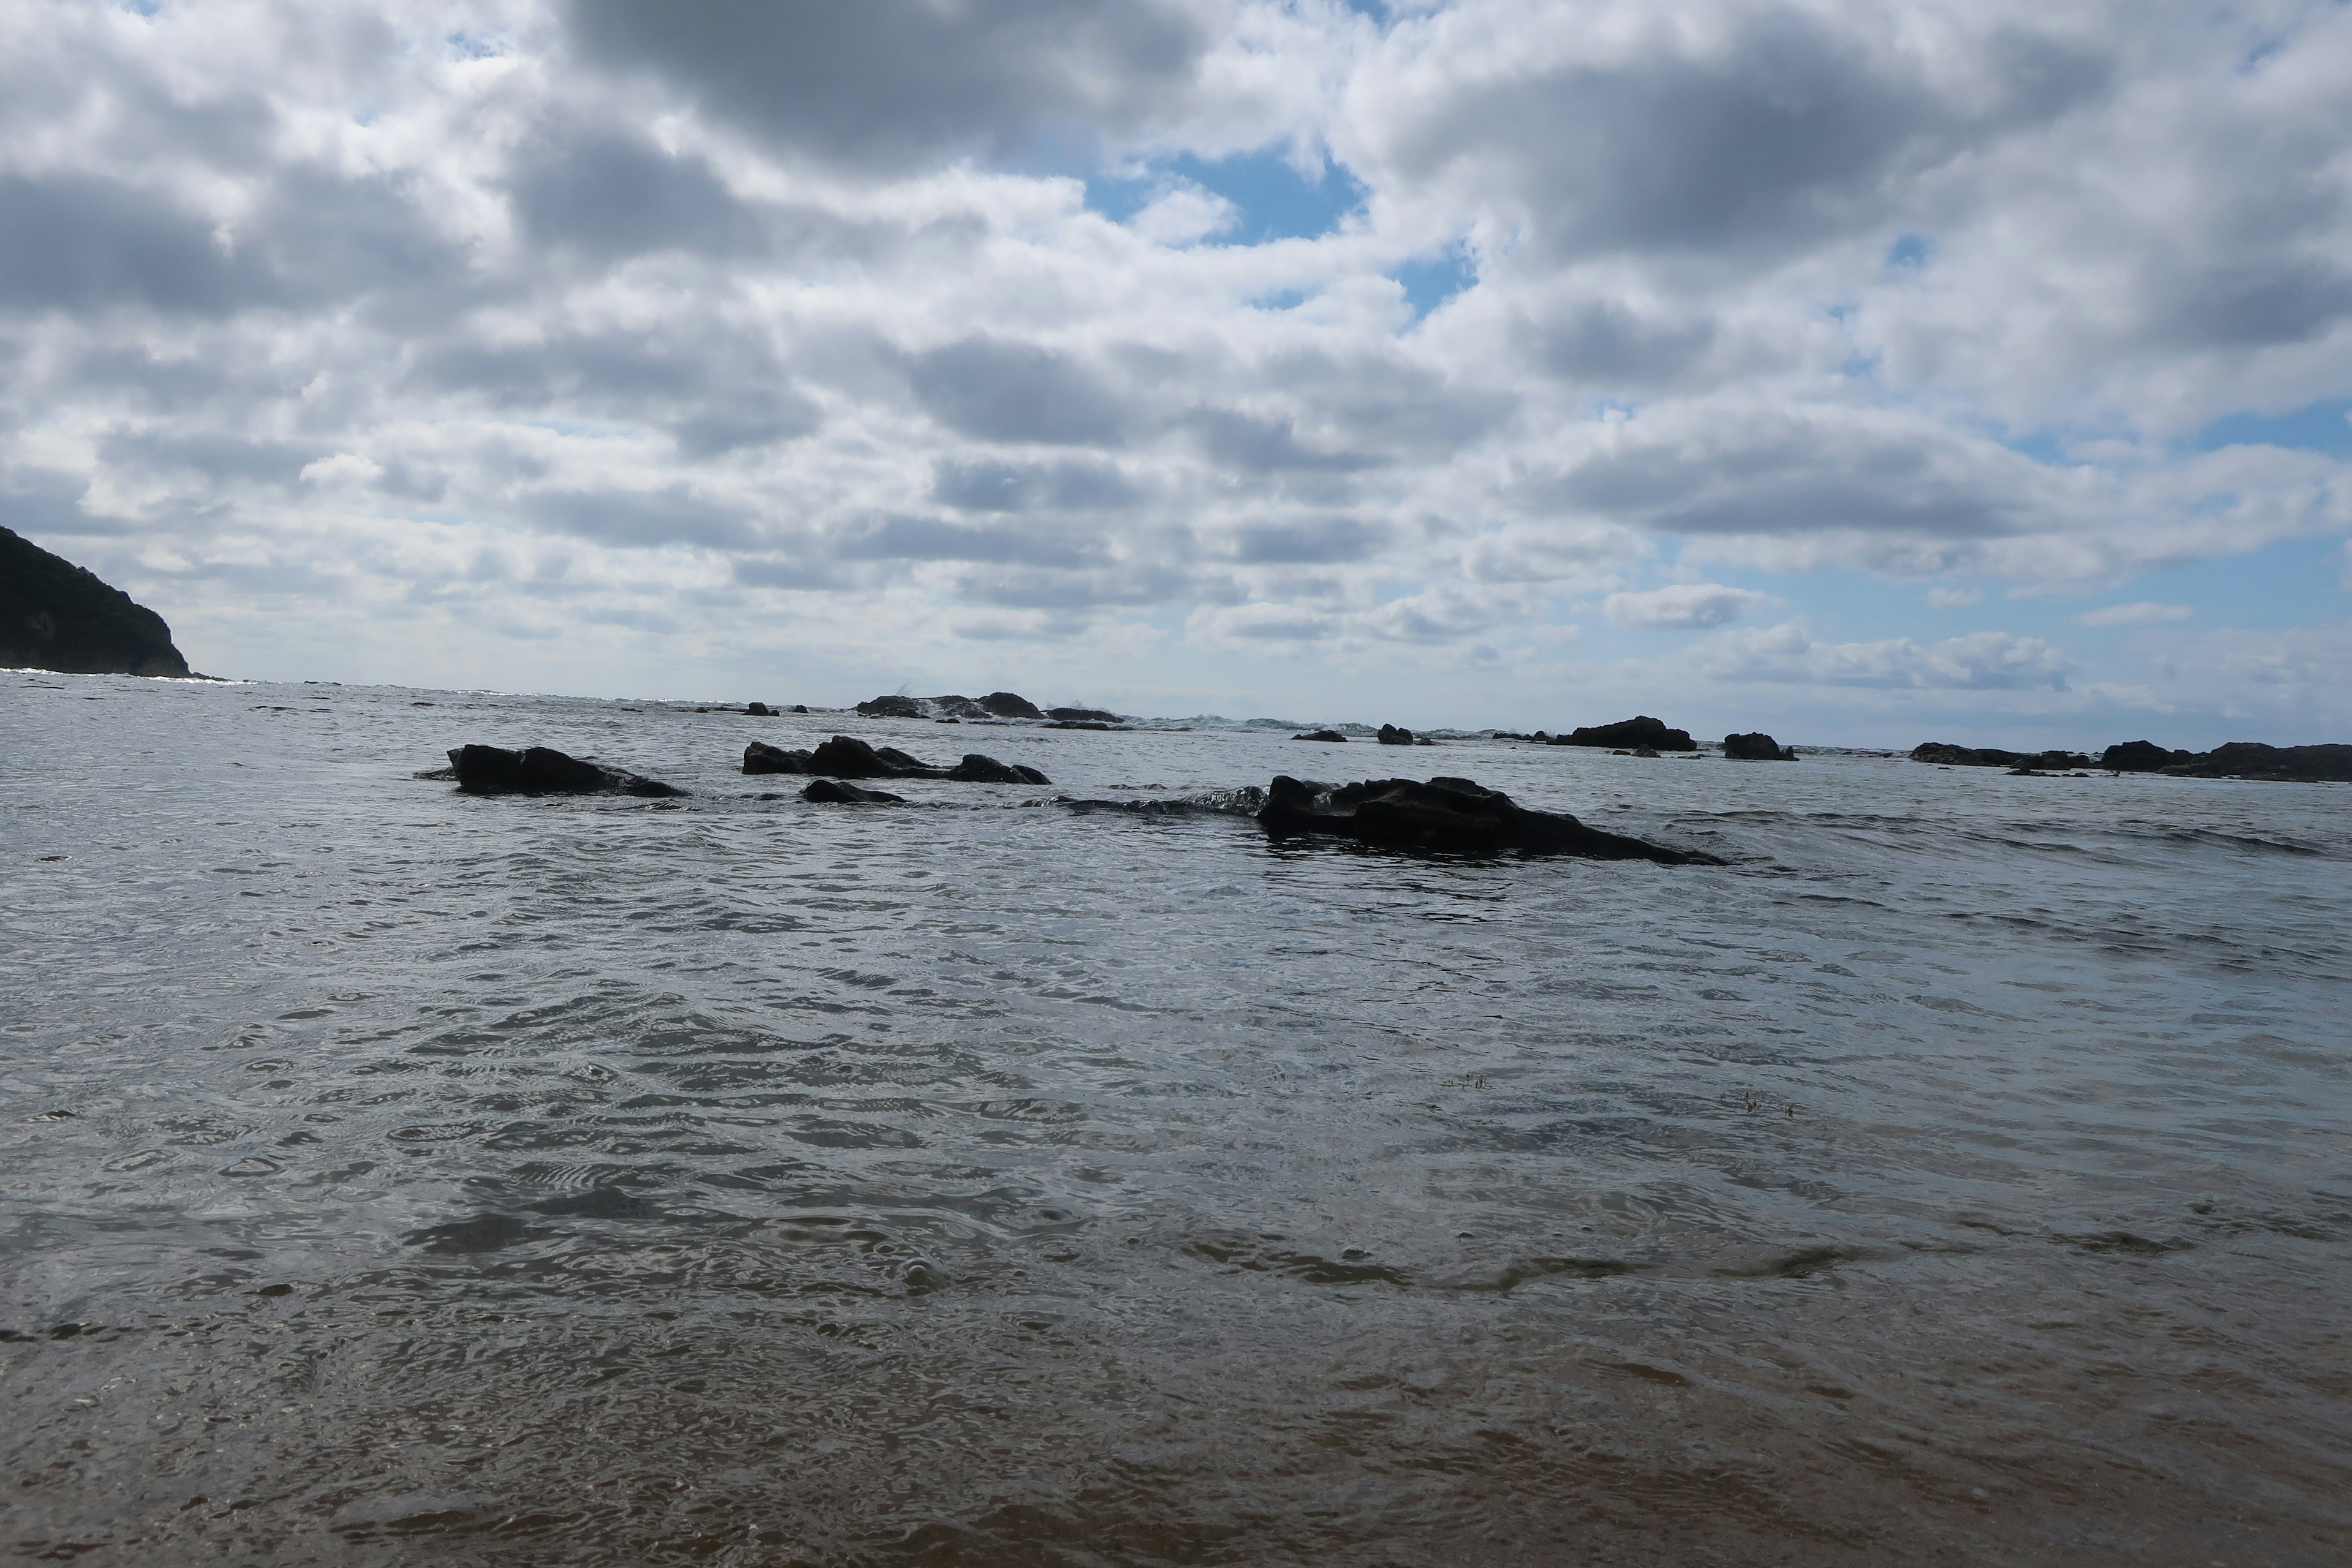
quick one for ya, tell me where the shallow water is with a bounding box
[3,671,2348,1566]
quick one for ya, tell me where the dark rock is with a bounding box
[1048,706,1121,723]
[1553,716,1697,752]
[943,754,1051,785]
[2162,742,2352,782]
[448,744,687,798]
[1049,720,1125,731]
[1,524,192,677]
[1294,729,1348,742]
[1377,724,1415,745]
[790,704,809,714]
[1632,746,1660,758]
[743,741,815,775]
[2101,739,2192,772]
[854,695,925,719]
[1910,742,2022,767]
[747,701,773,716]
[927,694,988,718]
[937,717,961,723]
[810,736,932,777]
[1257,775,1723,864]
[1723,731,1797,761]
[803,778,904,804]
[980,691,1044,719]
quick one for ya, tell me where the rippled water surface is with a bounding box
[4,672,2350,1566]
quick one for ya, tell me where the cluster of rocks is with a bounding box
[1292,728,1348,743]
[1723,732,1798,761]
[1553,716,1698,752]
[848,691,1125,726]
[744,735,1050,785]
[1378,723,1436,746]
[1258,775,1722,864]
[1912,739,2352,782]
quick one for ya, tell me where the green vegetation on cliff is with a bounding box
[1,526,191,677]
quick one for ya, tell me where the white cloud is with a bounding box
[1695,619,2075,690]
[1603,581,1769,628]
[2073,601,2193,627]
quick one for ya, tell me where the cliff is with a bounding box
[1,526,191,677]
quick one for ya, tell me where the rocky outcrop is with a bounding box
[1293,729,1347,742]
[804,778,904,804]
[981,692,1043,718]
[854,695,925,719]
[802,735,1049,784]
[747,701,774,716]
[2160,742,2352,782]
[743,742,815,774]
[1553,716,1697,752]
[1377,724,1415,745]
[1724,732,1796,761]
[1257,775,1722,864]
[1,526,192,677]
[1912,742,2090,769]
[2100,741,2189,772]
[448,744,687,798]
[1048,706,1121,723]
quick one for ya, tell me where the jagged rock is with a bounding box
[1,525,192,677]
[1257,775,1722,864]
[2101,740,2193,772]
[927,695,988,718]
[1554,716,1697,752]
[854,695,925,719]
[743,742,815,775]
[804,778,904,804]
[943,754,1051,785]
[981,692,1044,718]
[2162,742,2352,782]
[747,701,773,716]
[1294,729,1348,742]
[1724,731,1797,761]
[810,736,932,777]
[1378,724,1415,745]
[1048,706,1121,723]
[448,744,687,798]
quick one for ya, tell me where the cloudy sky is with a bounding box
[6,0,2351,743]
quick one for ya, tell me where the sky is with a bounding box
[4,0,2351,746]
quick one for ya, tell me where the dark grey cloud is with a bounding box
[911,339,1128,447]
[525,487,761,550]
[563,0,1209,170]
[2154,259,2352,352]
[0,467,101,536]
[508,132,761,258]
[95,430,317,487]
[1182,409,1378,473]
[1391,15,2109,262]
[672,388,824,458]
[932,458,1140,512]
[0,174,272,315]
[1537,303,1717,386]
[1230,515,1389,564]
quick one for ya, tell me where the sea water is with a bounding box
[3,671,2348,1565]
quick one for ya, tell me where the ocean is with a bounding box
[4,670,2348,1566]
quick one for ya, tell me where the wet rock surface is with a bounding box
[803,735,1049,785]
[1378,724,1415,745]
[448,744,687,798]
[1555,716,1697,752]
[742,742,815,775]
[802,778,906,804]
[1048,706,1121,724]
[1724,731,1798,760]
[1294,729,1348,742]
[1257,775,1722,864]
[853,694,926,719]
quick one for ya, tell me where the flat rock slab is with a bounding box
[450,745,687,798]
[1257,775,1722,864]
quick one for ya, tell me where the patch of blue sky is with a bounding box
[1884,232,1932,270]
[1391,247,1476,322]
[2192,396,2352,457]
[1087,149,1367,246]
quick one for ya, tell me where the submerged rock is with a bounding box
[802,735,1048,784]
[1257,775,1722,864]
[943,753,1050,785]
[1294,729,1348,742]
[1910,741,2020,767]
[743,742,815,774]
[1724,731,1797,760]
[1377,724,1415,745]
[803,778,904,804]
[2,524,192,677]
[1047,706,1121,723]
[1554,716,1697,752]
[448,744,687,798]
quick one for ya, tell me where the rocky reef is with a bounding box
[1257,775,1722,864]
[1723,732,1797,761]
[447,745,687,797]
[1915,738,2351,782]
[1551,716,1697,752]
[1292,729,1347,742]
[747,736,1049,785]
[2,526,191,677]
